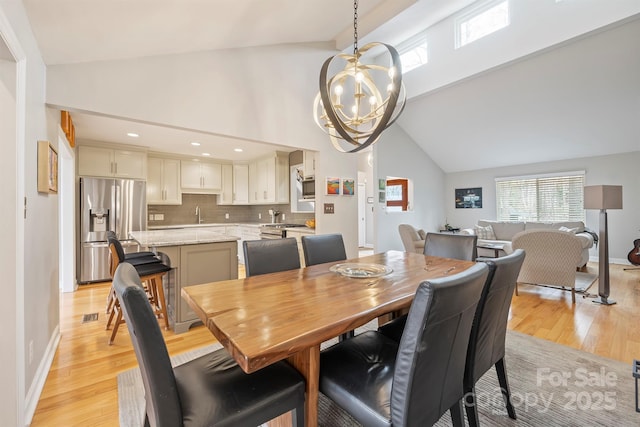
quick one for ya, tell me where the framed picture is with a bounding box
[455,187,482,209]
[378,191,386,203]
[37,140,58,193]
[326,177,340,195]
[342,178,355,196]
[378,178,386,191]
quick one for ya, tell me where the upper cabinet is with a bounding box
[248,152,289,204]
[233,164,250,204]
[78,145,147,179]
[147,157,181,205]
[181,160,222,193]
[219,163,250,205]
[303,150,316,179]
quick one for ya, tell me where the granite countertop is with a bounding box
[148,223,262,230]
[130,229,240,247]
[148,223,315,233]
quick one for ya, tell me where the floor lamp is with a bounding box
[584,185,623,305]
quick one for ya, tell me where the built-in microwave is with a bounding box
[302,178,315,200]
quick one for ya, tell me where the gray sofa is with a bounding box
[461,220,595,266]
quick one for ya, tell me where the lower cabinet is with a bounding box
[160,241,238,333]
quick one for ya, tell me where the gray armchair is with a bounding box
[398,224,426,253]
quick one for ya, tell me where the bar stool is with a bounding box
[106,236,172,345]
[104,231,160,315]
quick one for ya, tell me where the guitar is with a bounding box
[628,239,640,266]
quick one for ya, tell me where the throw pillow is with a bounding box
[474,224,496,240]
[559,226,579,234]
[417,229,427,240]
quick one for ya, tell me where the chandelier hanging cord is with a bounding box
[353,0,359,55]
[313,0,406,153]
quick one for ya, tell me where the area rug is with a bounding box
[574,271,598,292]
[118,327,639,427]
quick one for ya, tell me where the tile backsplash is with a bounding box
[148,194,314,226]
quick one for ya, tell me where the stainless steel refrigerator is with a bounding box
[78,177,147,283]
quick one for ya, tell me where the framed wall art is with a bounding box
[326,177,340,195]
[342,178,355,196]
[37,140,58,194]
[455,187,482,209]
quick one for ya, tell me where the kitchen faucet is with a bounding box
[268,208,281,224]
[195,205,202,224]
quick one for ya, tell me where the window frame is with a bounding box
[386,178,409,211]
[454,0,510,49]
[495,170,586,222]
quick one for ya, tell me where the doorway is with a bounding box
[0,16,27,426]
[58,132,75,292]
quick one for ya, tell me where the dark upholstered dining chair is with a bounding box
[319,263,489,427]
[112,263,306,427]
[463,249,525,427]
[424,232,478,261]
[243,238,301,277]
[300,233,347,267]
[379,231,479,341]
[300,233,353,341]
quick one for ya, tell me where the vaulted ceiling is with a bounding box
[22,0,640,171]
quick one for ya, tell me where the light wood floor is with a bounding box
[30,262,640,426]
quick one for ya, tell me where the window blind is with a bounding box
[495,172,585,222]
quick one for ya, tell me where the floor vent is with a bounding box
[82,313,99,323]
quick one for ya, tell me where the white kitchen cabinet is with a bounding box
[181,160,222,193]
[233,164,249,204]
[219,163,249,205]
[303,150,316,179]
[219,164,233,205]
[147,157,181,205]
[236,225,262,264]
[248,152,289,204]
[78,145,147,179]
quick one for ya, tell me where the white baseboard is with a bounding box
[588,256,632,266]
[24,326,60,426]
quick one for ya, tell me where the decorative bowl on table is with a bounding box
[330,263,392,278]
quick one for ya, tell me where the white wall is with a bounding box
[403,0,640,99]
[45,42,366,255]
[445,151,640,263]
[0,1,61,424]
[374,125,446,252]
[46,43,334,151]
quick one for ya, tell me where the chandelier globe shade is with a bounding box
[313,1,406,153]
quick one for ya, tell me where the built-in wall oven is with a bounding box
[301,178,315,200]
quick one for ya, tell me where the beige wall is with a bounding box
[445,151,640,263]
[0,2,61,424]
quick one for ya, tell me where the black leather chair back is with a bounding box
[107,234,126,263]
[424,232,478,261]
[390,263,488,426]
[466,249,525,384]
[301,233,347,266]
[243,238,301,277]
[113,263,183,427]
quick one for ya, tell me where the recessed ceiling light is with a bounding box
[202,153,211,156]
[127,132,139,138]
[191,141,201,146]
[234,148,243,152]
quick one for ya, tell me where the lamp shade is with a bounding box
[584,185,623,210]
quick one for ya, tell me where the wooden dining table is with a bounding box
[181,250,475,427]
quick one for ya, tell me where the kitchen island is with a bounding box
[130,229,239,333]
